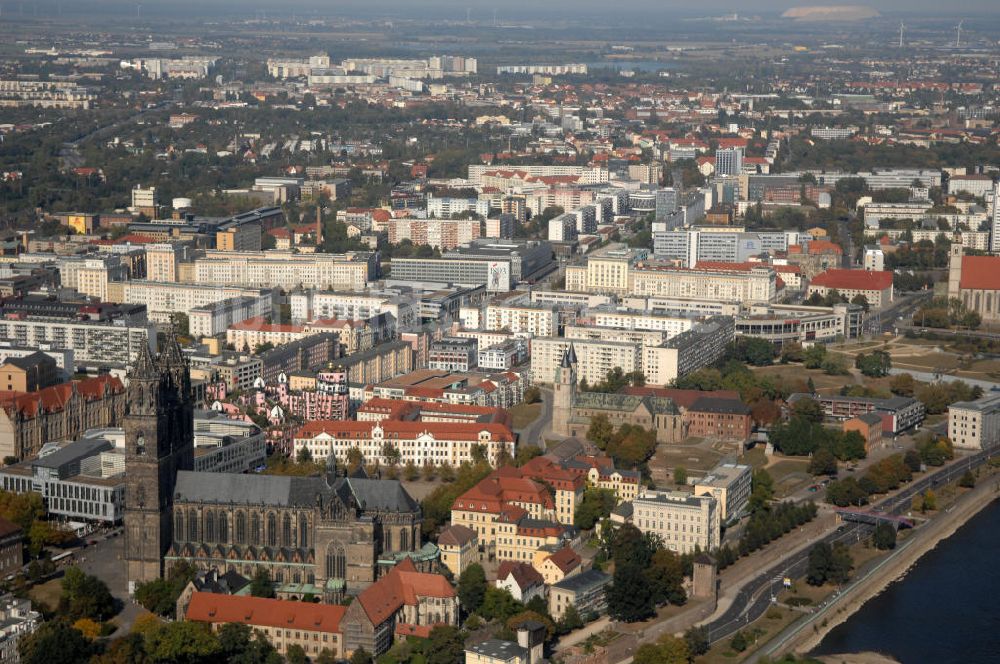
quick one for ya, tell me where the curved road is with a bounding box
[700,448,995,646]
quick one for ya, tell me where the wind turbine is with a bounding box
[898,21,905,48]
[136,4,142,19]
[955,20,963,48]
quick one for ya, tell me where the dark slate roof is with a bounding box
[174,471,328,507]
[689,397,751,415]
[346,477,419,512]
[572,392,679,416]
[468,639,529,660]
[551,568,611,592]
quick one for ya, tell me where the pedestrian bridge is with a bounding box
[834,508,914,529]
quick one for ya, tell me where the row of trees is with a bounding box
[714,500,818,570]
[913,297,982,331]
[824,452,921,507]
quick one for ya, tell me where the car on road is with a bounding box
[808,485,819,492]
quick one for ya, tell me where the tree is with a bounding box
[523,386,542,404]
[558,603,584,633]
[803,345,827,369]
[19,620,94,664]
[346,447,364,473]
[403,461,419,481]
[791,397,825,424]
[889,373,916,397]
[92,633,151,664]
[250,568,276,598]
[730,630,749,653]
[144,621,223,663]
[825,477,868,507]
[684,626,710,657]
[856,350,892,377]
[295,447,313,464]
[807,542,834,586]
[480,586,523,622]
[873,523,897,550]
[634,634,690,664]
[587,414,615,450]
[851,294,870,311]
[574,488,616,530]
[60,567,115,622]
[457,563,486,615]
[809,447,838,476]
[959,470,976,488]
[737,337,776,366]
[349,647,372,664]
[421,462,437,481]
[425,625,467,664]
[749,468,775,512]
[285,645,308,664]
[646,548,686,606]
[673,466,688,486]
[903,449,922,472]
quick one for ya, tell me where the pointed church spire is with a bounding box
[132,341,157,378]
[566,343,577,366]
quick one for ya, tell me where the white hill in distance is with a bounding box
[781,5,881,21]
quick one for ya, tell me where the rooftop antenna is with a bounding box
[898,21,904,48]
[955,20,963,48]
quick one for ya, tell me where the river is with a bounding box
[811,498,1000,663]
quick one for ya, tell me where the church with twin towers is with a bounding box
[123,337,425,599]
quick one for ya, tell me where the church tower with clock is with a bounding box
[123,336,194,587]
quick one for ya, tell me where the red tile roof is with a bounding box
[229,316,304,333]
[0,375,123,419]
[356,558,455,626]
[546,546,582,574]
[959,255,1000,291]
[496,561,544,590]
[452,467,555,514]
[186,592,346,633]
[810,269,893,291]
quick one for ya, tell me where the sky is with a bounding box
[8,0,998,18]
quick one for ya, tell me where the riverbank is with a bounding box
[776,473,1000,659]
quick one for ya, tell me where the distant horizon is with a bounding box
[0,0,996,20]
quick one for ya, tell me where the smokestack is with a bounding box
[316,205,323,246]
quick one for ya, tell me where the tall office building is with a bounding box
[715,148,744,177]
[990,181,1000,253]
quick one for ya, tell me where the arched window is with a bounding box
[219,512,228,543]
[251,513,261,544]
[282,514,292,548]
[383,528,393,552]
[400,528,409,552]
[175,511,184,540]
[235,512,246,544]
[298,517,308,549]
[188,508,198,542]
[205,512,215,542]
[267,513,277,547]
[325,546,346,579]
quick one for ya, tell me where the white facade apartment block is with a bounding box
[591,310,695,336]
[948,394,1000,450]
[0,319,153,366]
[485,304,557,337]
[293,424,515,469]
[530,337,641,386]
[629,266,776,303]
[289,291,416,329]
[189,297,270,338]
[632,490,719,555]
[119,281,272,325]
[191,251,372,291]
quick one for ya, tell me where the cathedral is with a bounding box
[124,338,424,599]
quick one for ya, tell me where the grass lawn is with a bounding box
[28,578,62,612]
[509,402,542,430]
[751,365,855,394]
[767,459,812,498]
